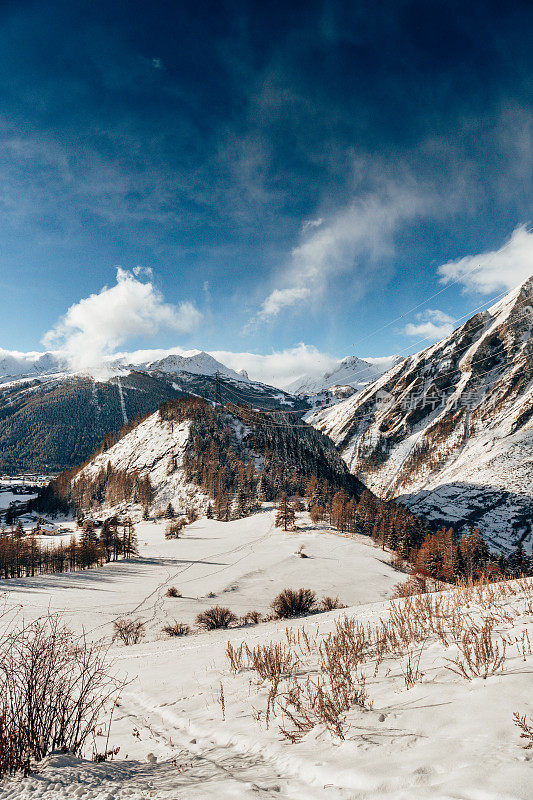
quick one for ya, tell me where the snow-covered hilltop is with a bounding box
[288,355,397,396]
[135,350,249,382]
[67,397,364,519]
[310,277,533,553]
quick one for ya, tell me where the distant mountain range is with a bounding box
[310,277,533,553]
[0,353,308,473]
[0,348,248,384]
[0,346,396,474]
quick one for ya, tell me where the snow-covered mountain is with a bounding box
[288,355,398,396]
[0,349,66,382]
[0,347,249,386]
[68,398,364,517]
[0,353,308,474]
[130,350,250,383]
[310,277,533,553]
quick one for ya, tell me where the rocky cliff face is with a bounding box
[311,278,533,552]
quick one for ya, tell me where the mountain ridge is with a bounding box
[310,276,533,552]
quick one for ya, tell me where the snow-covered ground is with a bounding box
[0,510,531,799]
[0,490,39,510]
[0,507,397,638]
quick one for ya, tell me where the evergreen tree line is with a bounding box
[0,517,137,580]
[163,398,364,522]
[288,478,532,581]
[31,397,364,520]
[31,466,153,517]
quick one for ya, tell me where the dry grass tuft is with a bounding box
[513,711,533,749]
[162,621,191,637]
[224,576,533,742]
[112,618,145,646]
[444,619,507,680]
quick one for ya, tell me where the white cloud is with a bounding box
[209,344,338,389]
[302,217,324,232]
[404,309,455,341]
[255,185,432,323]
[132,265,154,279]
[119,342,338,389]
[43,268,202,376]
[258,287,312,317]
[438,224,533,293]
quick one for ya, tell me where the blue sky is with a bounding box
[0,0,531,383]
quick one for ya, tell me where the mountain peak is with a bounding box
[310,279,533,553]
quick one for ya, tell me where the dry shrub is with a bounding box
[166,586,181,598]
[444,619,507,679]
[279,669,369,742]
[320,596,345,611]
[196,606,237,630]
[186,507,199,524]
[513,712,533,749]
[165,519,186,539]
[242,610,263,625]
[271,588,316,619]
[247,641,298,682]
[226,575,533,742]
[392,571,443,598]
[112,618,145,646]
[162,621,190,637]
[0,616,121,776]
[226,641,246,673]
[400,646,425,689]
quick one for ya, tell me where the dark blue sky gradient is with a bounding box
[0,0,531,358]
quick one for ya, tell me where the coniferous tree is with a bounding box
[275,493,295,531]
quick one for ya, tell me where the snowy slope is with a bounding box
[76,411,214,516]
[310,277,533,552]
[0,521,530,799]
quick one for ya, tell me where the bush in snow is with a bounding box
[320,596,346,611]
[0,616,121,776]
[165,518,186,539]
[112,618,145,646]
[166,586,181,598]
[271,588,316,619]
[196,606,237,630]
[243,610,263,625]
[162,621,191,637]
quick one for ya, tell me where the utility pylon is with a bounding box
[215,370,222,407]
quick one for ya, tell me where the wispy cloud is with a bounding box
[253,184,433,324]
[43,268,202,376]
[404,309,455,340]
[438,224,533,293]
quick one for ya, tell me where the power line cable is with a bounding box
[349,234,523,349]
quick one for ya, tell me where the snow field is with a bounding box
[0,507,399,640]
[0,508,531,797]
